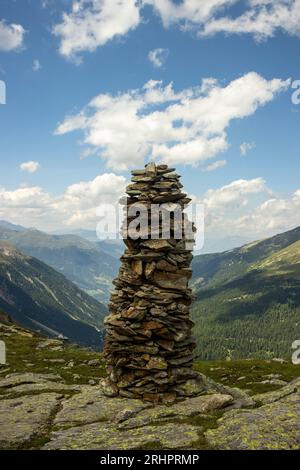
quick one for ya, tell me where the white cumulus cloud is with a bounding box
[0,173,126,231]
[149,0,300,41]
[53,0,141,61]
[228,190,300,237]
[202,177,271,211]
[148,0,237,27]
[20,161,41,174]
[203,159,227,171]
[240,141,255,156]
[52,1,300,61]
[148,48,169,68]
[55,72,290,171]
[202,0,300,41]
[191,177,300,241]
[0,20,25,51]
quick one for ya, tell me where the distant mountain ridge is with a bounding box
[0,226,120,302]
[0,241,106,349]
[0,220,28,232]
[194,235,252,255]
[52,228,123,258]
[191,226,300,360]
[192,226,300,290]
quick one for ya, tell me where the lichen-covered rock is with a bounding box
[0,372,62,389]
[43,422,200,450]
[53,387,151,429]
[253,377,300,405]
[174,377,206,397]
[0,393,62,448]
[119,393,233,429]
[205,392,300,450]
[197,372,256,409]
[3,381,81,398]
[1,368,299,450]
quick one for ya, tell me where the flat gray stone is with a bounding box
[0,393,62,449]
[0,373,62,389]
[2,381,81,398]
[120,393,233,429]
[205,392,300,450]
[198,373,255,409]
[53,386,151,429]
[43,422,200,450]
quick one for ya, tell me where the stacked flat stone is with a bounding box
[102,162,197,404]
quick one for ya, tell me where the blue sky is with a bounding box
[0,0,300,248]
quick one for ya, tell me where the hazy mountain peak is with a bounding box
[0,220,28,232]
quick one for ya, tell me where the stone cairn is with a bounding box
[102,162,198,404]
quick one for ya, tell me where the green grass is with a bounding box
[195,359,300,395]
[1,324,106,385]
[2,321,299,396]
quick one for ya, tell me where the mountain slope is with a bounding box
[0,220,27,232]
[0,227,120,302]
[191,227,300,360]
[0,241,106,349]
[192,225,300,290]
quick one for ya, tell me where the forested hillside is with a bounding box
[0,227,119,302]
[0,241,106,349]
[191,227,300,360]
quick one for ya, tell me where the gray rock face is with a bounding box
[119,394,233,429]
[3,381,81,398]
[0,393,62,448]
[43,422,201,450]
[103,163,197,403]
[53,386,151,429]
[205,392,300,450]
[1,370,299,450]
[52,387,232,431]
[253,377,300,405]
[0,372,62,389]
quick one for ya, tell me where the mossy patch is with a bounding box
[194,359,300,395]
[0,324,106,385]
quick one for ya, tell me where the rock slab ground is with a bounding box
[0,371,299,450]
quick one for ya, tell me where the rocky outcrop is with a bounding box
[0,371,240,450]
[0,393,62,449]
[205,392,300,450]
[102,163,197,403]
[0,370,299,450]
[252,377,300,405]
[44,422,201,451]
